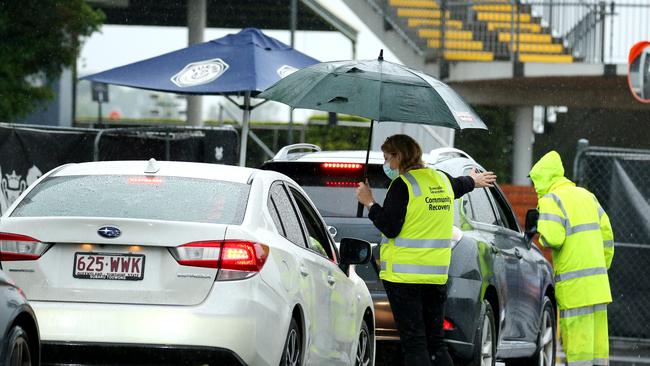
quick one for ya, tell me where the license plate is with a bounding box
[74,252,145,281]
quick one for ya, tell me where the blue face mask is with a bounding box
[383,162,400,181]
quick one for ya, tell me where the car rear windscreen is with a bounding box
[261,162,391,218]
[10,175,250,224]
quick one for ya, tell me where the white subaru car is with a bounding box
[0,159,375,366]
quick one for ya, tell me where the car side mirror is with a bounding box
[524,208,539,244]
[338,238,372,275]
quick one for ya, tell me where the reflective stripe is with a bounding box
[555,267,608,282]
[568,361,594,366]
[403,172,421,197]
[594,304,608,312]
[380,237,389,245]
[380,261,387,271]
[603,240,614,248]
[394,238,450,249]
[567,222,601,235]
[392,263,448,275]
[545,193,570,226]
[561,305,594,318]
[593,196,605,220]
[539,213,566,225]
[594,358,609,365]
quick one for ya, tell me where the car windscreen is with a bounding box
[261,162,391,218]
[10,175,250,224]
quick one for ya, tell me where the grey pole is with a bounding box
[288,0,297,144]
[239,91,252,167]
[187,0,206,126]
[512,106,534,185]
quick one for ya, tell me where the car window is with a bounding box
[261,162,390,217]
[267,190,286,236]
[11,175,249,224]
[287,186,337,262]
[486,187,521,232]
[467,188,498,226]
[269,183,307,248]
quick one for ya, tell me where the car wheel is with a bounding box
[3,325,32,366]
[506,296,556,366]
[280,318,302,366]
[467,300,496,366]
[356,319,373,366]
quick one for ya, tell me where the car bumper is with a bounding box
[31,276,289,366]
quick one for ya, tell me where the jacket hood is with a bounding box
[529,151,570,197]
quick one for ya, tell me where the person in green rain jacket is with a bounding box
[529,151,615,366]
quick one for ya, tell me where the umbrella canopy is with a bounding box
[82,27,319,95]
[257,54,487,130]
[258,52,487,217]
[82,28,320,166]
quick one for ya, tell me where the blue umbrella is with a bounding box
[82,27,320,166]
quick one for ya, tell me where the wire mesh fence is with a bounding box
[574,145,650,339]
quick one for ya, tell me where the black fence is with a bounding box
[0,123,238,215]
[574,144,650,339]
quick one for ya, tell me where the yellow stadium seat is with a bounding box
[407,18,463,29]
[488,22,542,33]
[419,29,474,40]
[397,8,450,19]
[477,12,532,23]
[428,39,485,51]
[473,4,513,12]
[518,54,573,63]
[510,43,564,53]
[499,32,552,43]
[389,0,438,8]
[444,51,495,62]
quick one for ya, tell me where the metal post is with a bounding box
[510,0,516,62]
[549,0,554,34]
[512,107,534,185]
[187,0,206,126]
[239,91,252,167]
[609,2,615,64]
[599,1,606,63]
[97,100,103,128]
[573,138,590,183]
[288,0,297,145]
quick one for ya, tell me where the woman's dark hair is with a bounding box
[380,134,424,172]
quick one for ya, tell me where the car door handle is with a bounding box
[327,274,336,286]
[514,248,523,259]
[300,266,309,277]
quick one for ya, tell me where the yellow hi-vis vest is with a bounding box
[380,168,454,285]
[530,151,614,310]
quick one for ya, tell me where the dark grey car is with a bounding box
[261,145,557,366]
[0,268,40,366]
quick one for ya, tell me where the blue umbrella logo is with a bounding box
[171,58,230,88]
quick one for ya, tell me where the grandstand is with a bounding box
[387,0,573,62]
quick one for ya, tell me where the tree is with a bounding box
[0,0,104,120]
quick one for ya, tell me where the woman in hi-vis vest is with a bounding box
[356,134,496,366]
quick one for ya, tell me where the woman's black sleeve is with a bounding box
[367,178,408,238]
[442,171,475,198]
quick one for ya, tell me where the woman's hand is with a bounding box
[470,168,497,188]
[356,181,375,207]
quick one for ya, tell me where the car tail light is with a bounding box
[170,240,269,281]
[0,232,51,261]
[443,318,455,331]
[321,163,362,170]
[325,181,359,187]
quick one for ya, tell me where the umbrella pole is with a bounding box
[356,119,375,218]
[239,91,251,167]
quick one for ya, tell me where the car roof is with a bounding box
[266,144,483,172]
[51,160,256,184]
